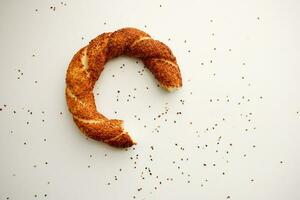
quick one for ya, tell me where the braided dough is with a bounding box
[65,27,182,148]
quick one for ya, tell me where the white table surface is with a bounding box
[1,0,300,199]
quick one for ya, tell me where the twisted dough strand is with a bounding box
[66,27,182,148]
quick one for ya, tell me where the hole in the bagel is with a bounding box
[93,56,179,141]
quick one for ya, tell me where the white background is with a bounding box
[0,0,300,199]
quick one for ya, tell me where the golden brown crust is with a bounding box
[65,27,182,148]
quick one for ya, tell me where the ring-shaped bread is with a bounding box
[66,28,182,148]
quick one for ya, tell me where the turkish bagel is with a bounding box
[65,27,182,148]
